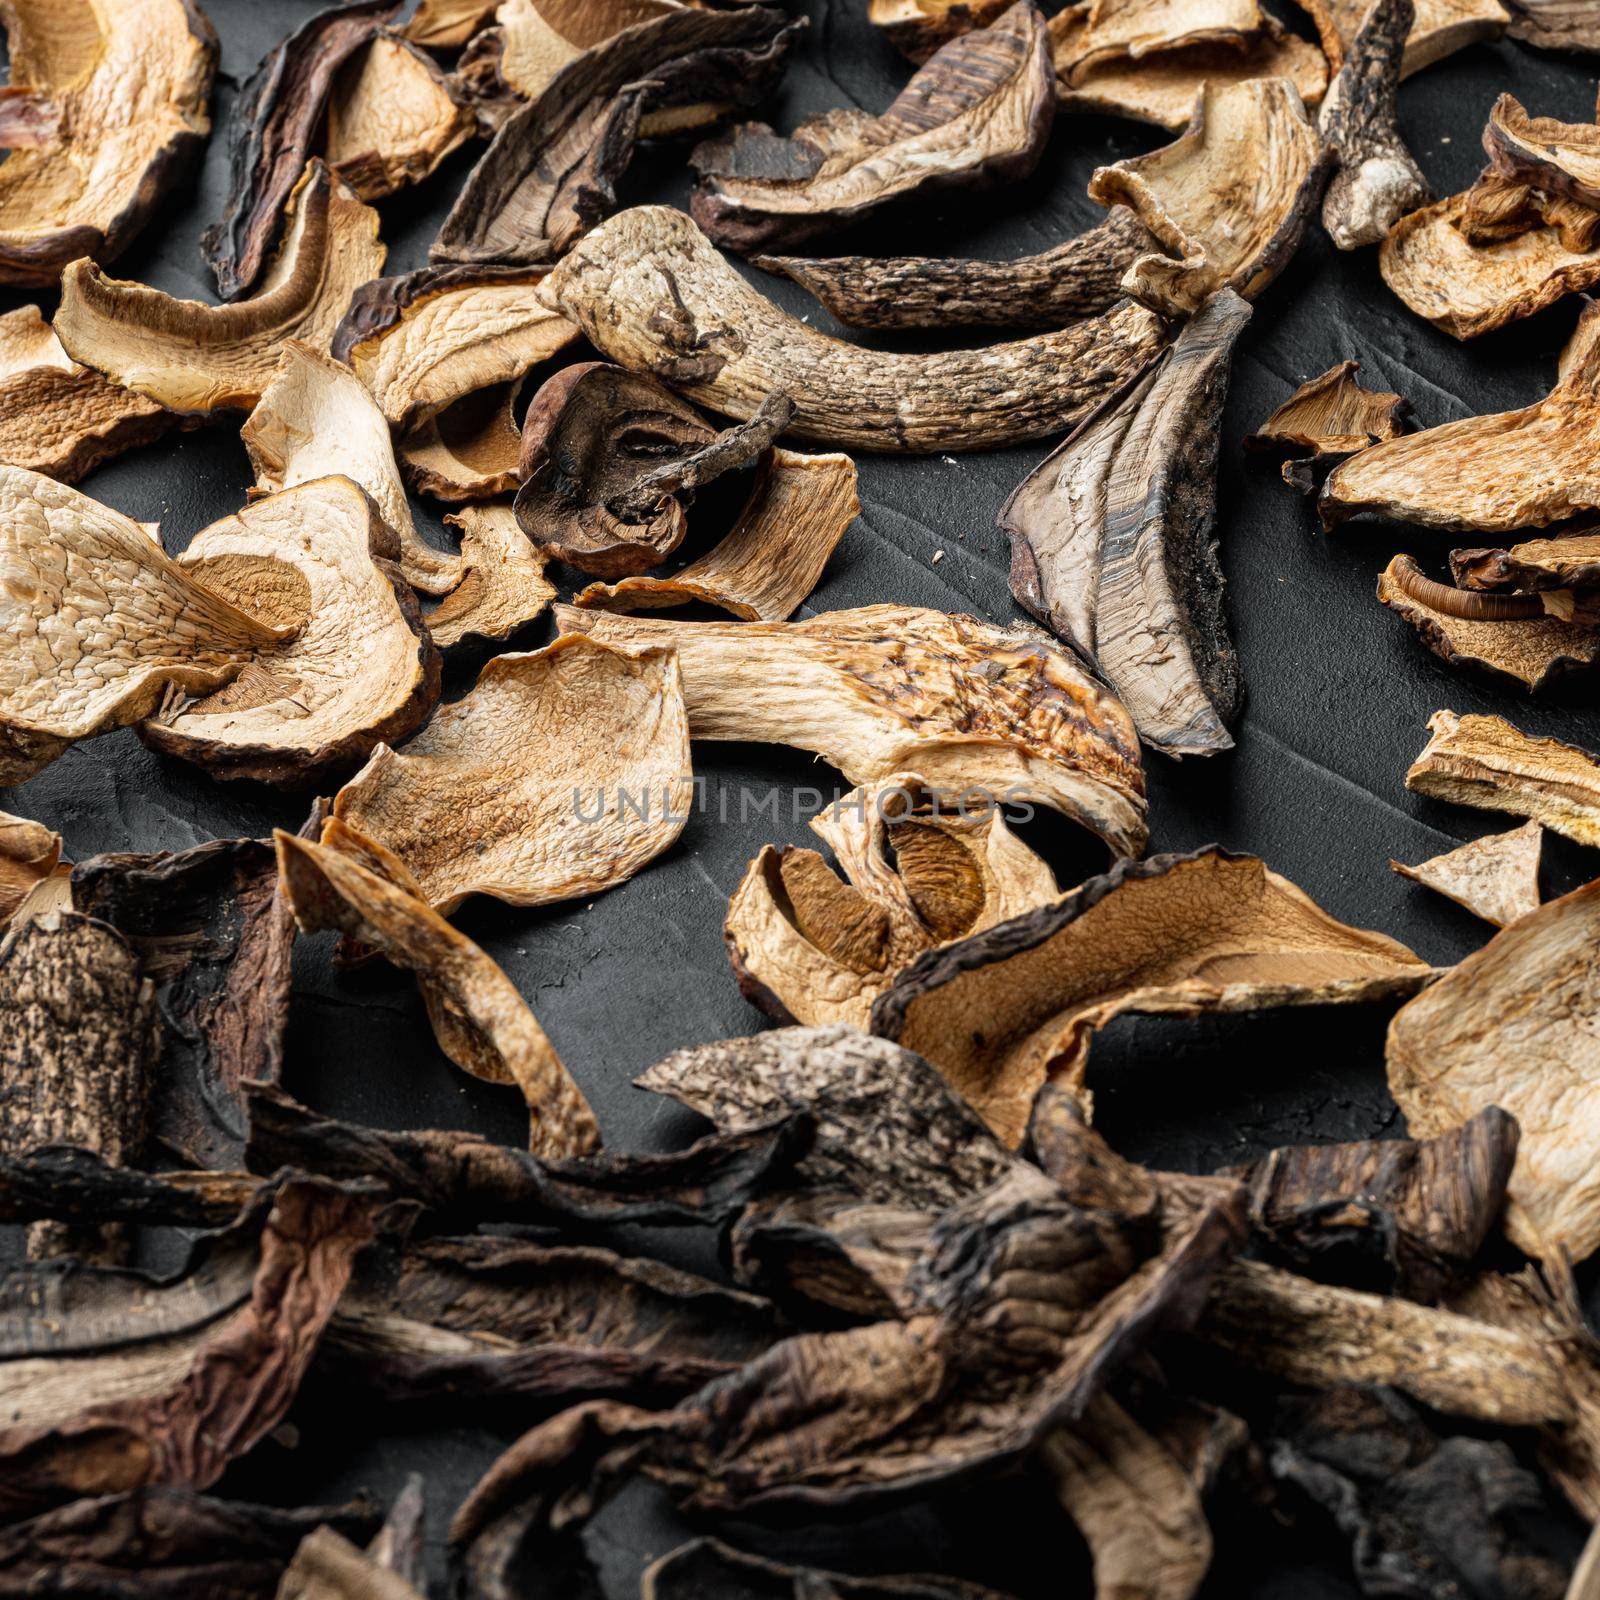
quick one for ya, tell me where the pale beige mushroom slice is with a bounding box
[141,476,442,786]
[397,381,524,501]
[725,775,1058,1029]
[277,821,599,1158]
[1391,821,1542,927]
[1052,0,1266,80]
[331,635,691,913]
[425,503,555,649]
[555,603,1149,857]
[406,0,499,48]
[0,813,63,933]
[572,448,858,621]
[1291,0,1509,72]
[243,341,463,597]
[53,162,387,416]
[325,34,475,202]
[0,0,216,286]
[496,0,689,103]
[0,466,291,785]
[0,306,173,483]
[1404,709,1600,846]
[1388,875,1600,1261]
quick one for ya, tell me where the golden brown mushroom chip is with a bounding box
[406,0,499,48]
[0,0,217,286]
[1052,0,1264,74]
[1483,92,1600,210]
[1388,875,1600,1261]
[1391,821,1542,927]
[1404,709,1600,845]
[141,476,442,786]
[495,0,695,104]
[331,635,691,913]
[398,381,526,502]
[1453,530,1600,593]
[0,467,292,785]
[1290,0,1508,73]
[869,0,1015,62]
[277,821,599,1157]
[0,813,61,934]
[243,341,463,597]
[54,162,387,417]
[555,602,1149,857]
[425,502,555,649]
[873,847,1434,1146]
[1245,359,1410,473]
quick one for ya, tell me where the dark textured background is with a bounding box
[4,1,1600,1591]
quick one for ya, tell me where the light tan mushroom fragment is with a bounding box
[573,448,858,621]
[1483,93,1600,209]
[406,0,498,48]
[1503,0,1600,52]
[1388,876,1600,1261]
[1051,0,1264,75]
[277,821,599,1158]
[1245,360,1410,485]
[872,847,1434,1147]
[869,0,1016,63]
[331,635,690,913]
[0,813,62,933]
[0,306,173,482]
[554,603,1149,858]
[140,477,441,786]
[425,503,555,649]
[1406,710,1600,845]
[0,0,216,285]
[0,467,291,785]
[1391,821,1542,927]
[243,341,463,597]
[398,382,525,502]
[495,0,694,106]
[538,206,1168,453]
[54,162,387,416]
[1290,0,1509,73]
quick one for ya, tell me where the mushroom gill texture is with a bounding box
[331,634,691,914]
[1291,0,1509,73]
[554,602,1149,858]
[0,0,217,286]
[537,205,1168,453]
[872,847,1434,1146]
[1390,821,1543,928]
[55,161,387,416]
[0,466,292,786]
[140,475,441,786]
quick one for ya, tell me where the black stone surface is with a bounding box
[3,2,1598,1593]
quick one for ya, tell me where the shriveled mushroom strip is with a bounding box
[1391,821,1542,928]
[56,162,387,416]
[555,603,1148,857]
[873,847,1433,1147]
[1290,0,1508,74]
[0,467,291,786]
[538,206,1167,453]
[277,823,599,1158]
[332,635,691,914]
[425,503,554,649]
[399,382,525,502]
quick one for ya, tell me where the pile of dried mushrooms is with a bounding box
[4,0,1600,1596]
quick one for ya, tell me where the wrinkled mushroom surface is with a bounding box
[1051,0,1265,77]
[1245,359,1410,465]
[1292,0,1509,73]
[1453,530,1600,592]
[1391,820,1543,927]
[1483,91,1600,208]
[425,502,555,649]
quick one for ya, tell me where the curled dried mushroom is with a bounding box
[1292,0,1509,73]
[0,812,61,934]
[1245,359,1410,490]
[1483,92,1600,209]
[1453,529,1600,593]
[1391,821,1543,928]
[424,502,555,649]
[1504,0,1600,51]
[491,0,694,106]
[399,380,526,502]
[869,0,1016,62]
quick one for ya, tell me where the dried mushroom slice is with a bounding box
[56,161,387,416]
[278,822,599,1158]
[399,381,525,501]
[1389,876,1600,1261]
[325,33,473,202]
[540,206,1168,453]
[869,0,1017,63]
[1506,0,1600,50]
[0,812,61,933]
[1244,359,1410,470]
[494,0,696,106]
[277,1527,425,1600]
[244,341,463,597]
[873,847,1433,1147]
[140,476,442,787]
[1391,821,1543,928]
[331,635,691,913]
[556,603,1149,857]
[1324,301,1600,529]
[1455,169,1600,252]
[1291,0,1508,72]
[0,467,291,785]
[690,3,1055,254]
[203,1,398,299]
[1454,530,1600,592]
[1405,709,1600,844]
[0,305,173,483]
[724,777,1057,1029]
[645,1541,1007,1599]
[1050,0,1265,76]
[426,503,555,649]
[574,447,856,621]
[1484,93,1600,210]
[1001,290,1249,758]
[407,0,498,47]
[0,0,216,286]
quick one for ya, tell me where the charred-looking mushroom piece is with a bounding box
[56,161,387,417]
[555,603,1149,857]
[1323,299,1600,529]
[399,381,526,502]
[432,7,799,268]
[1291,0,1509,73]
[872,847,1433,1147]
[1505,0,1600,51]
[1001,289,1250,758]
[0,0,216,286]
[425,503,556,650]
[690,3,1054,254]
[1391,821,1543,928]
[1245,359,1410,491]
[0,467,292,785]
[331,635,691,914]
[203,1,399,299]
[539,207,1167,453]
[870,0,1016,62]
[139,476,441,787]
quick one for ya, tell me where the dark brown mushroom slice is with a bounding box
[1244,359,1410,484]
[1001,289,1250,758]
[1391,821,1543,928]
[431,7,799,267]
[1318,0,1429,250]
[869,0,1017,62]
[203,1,401,299]
[1453,530,1600,592]
[1505,0,1600,51]
[690,3,1054,254]
[0,1148,261,1234]
[1484,92,1600,210]
[645,1540,1013,1599]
